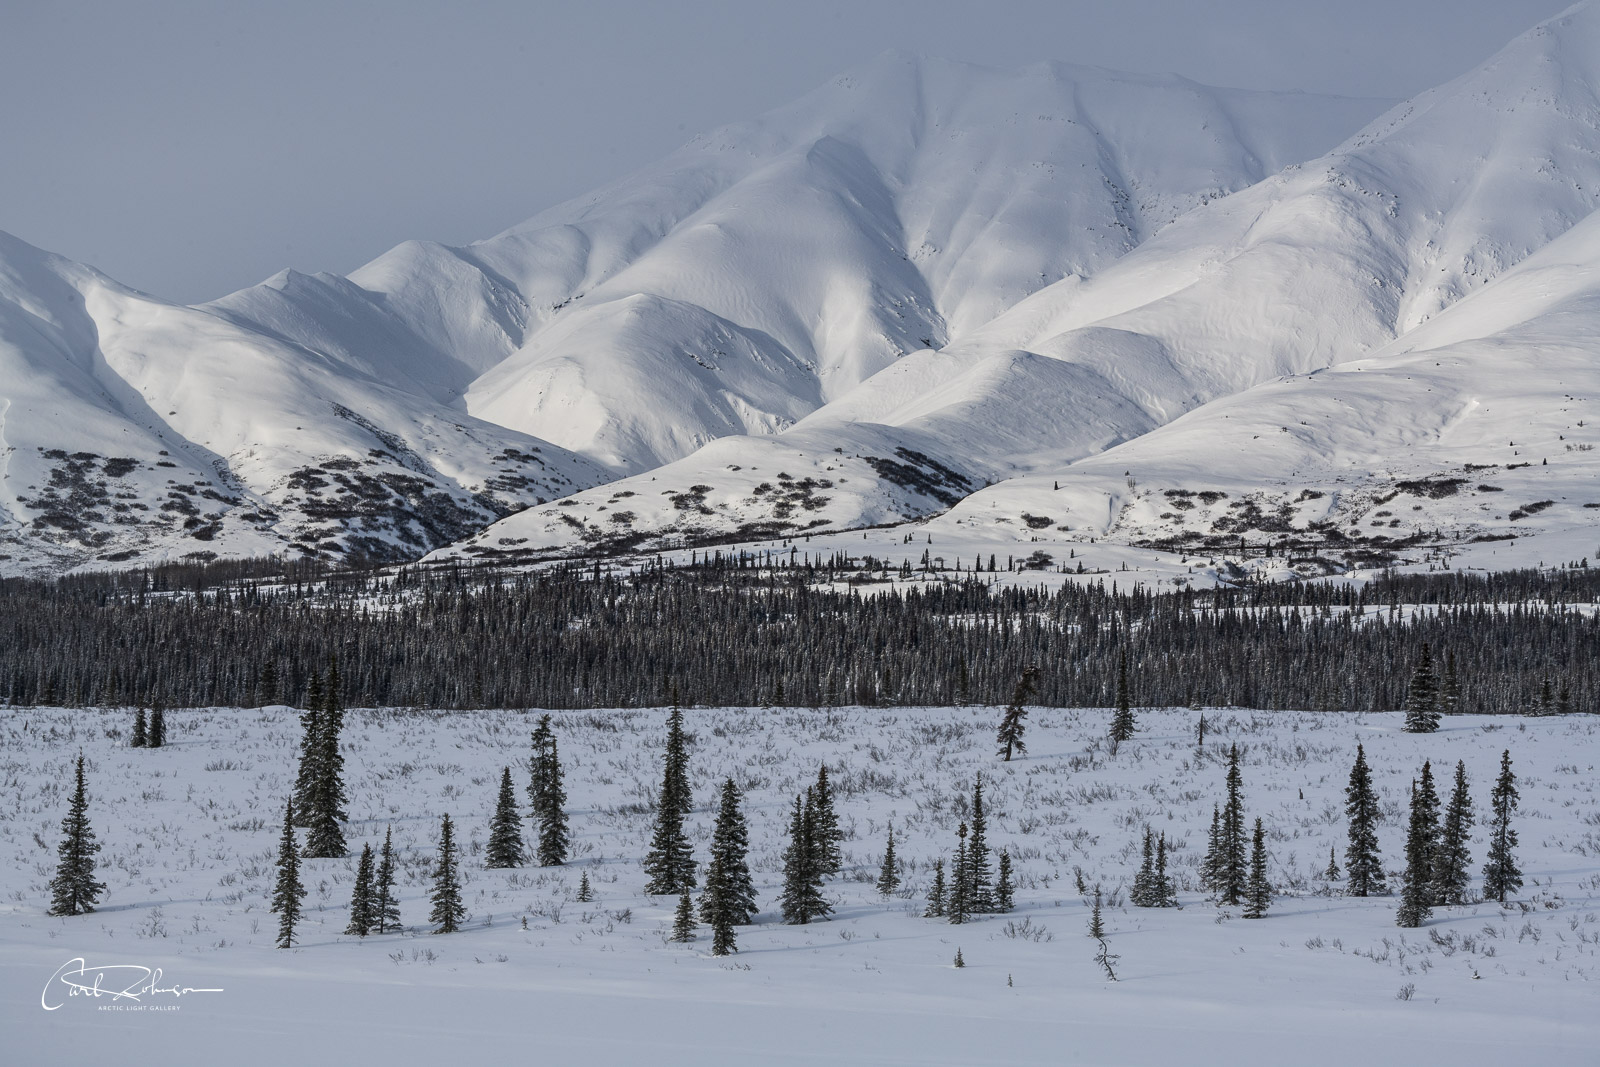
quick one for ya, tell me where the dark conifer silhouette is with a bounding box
[345,843,375,936]
[1344,742,1386,896]
[1483,749,1522,904]
[1202,803,1224,896]
[995,666,1038,761]
[528,714,570,866]
[148,699,165,748]
[1220,743,1248,905]
[485,766,526,868]
[948,822,971,925]
[131,706,148,747]
[1432,760,1474,905]
[699,778,757,925]
[1397,761,1440,927]
[429,813,465,934]
[643,704,695,894]
[780,792,829,923]
[1243,818,1271,918]
[966,774,993,912]
[925,858,946,917]
[1108,650,1136,746]
[373,825,401,933]
[271,800,305,948]
[576,869,594,903]
[877,825,901,898]
[671,889,696,943]
[995,849,1015,912]
[48,754,106,916]
[812,764,843,875]
[1403,644,1441,733]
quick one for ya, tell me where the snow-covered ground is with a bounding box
[4,703,1595,1064]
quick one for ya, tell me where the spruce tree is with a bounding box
[48,754,106,916]
[1202,804,1224,896]
[1403,644,1441,733]
[948,822,971,925]
[345,843,375,936]
[271,800,305,948]
[528,714,570,867]
[258,658,279,706]
[1108,650,1136,746]
[1432,760,1474,906]
[1155,832,1175,907]
[131,706,148,748]
[996,666,1038,761]
[877,825,901,898]
[925,858,946,918]
[1087,886,1105,939]
[995,849,1015,912]
[148,699,165,748]
[1132,826,1158,907]
[373,825,401,933]
[699,778,757,925]
[671,889,696,943]
[1396,762,1440,927]
[966,774,993,912]
[1243,818,1271,919]
[1344,742,1386,896]
[1220,743,1248,905]
[709,883,736,956]
[485,766,526,868]
[292,688,321,828]
[576,869,593,903]
[1439,651,1461,715]
[1482,749,1522,904]
[643,705,695,894]
[429,813,465,934]
[812,764,843,875]
[1323,845,1341,883]
[780,792,828,923]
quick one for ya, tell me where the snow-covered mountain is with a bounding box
[8,4,1600,578]
[435,2,1600,572]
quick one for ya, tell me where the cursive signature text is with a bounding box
[42,959,224,1011]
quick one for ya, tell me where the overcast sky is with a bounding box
[0,0,1574,304]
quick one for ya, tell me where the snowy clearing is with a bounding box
[3,703,1596,1064]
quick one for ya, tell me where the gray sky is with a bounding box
[1,0,1574,304]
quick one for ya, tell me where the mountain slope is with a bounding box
[0,232,605,575]
[433,3,1600,569]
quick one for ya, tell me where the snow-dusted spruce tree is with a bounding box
[271,800,305,948]
[1483,749,1522,904]
[1202,804,1224,896]
[130,705,148,747]
[345,843,375,936]
[1087,887,1105,939]
[995,666,1038,761]
[812,764,843,875]
[699,778,756,925]
[528,714,569,866]
[1132,826,1158,907]
[1220,743,1248,905]
[1439,651,1461,715]
[576,869,594,903]
[995,850,1015,912]
[429,813,465,934]
[48,754,106,916]
[1403,644,1441,733]
[1397,761,1441,927]
[292,670,323,827]
[1323,845,1341,883]
[485,766,525,868]
[1243,818,1271,919]
[877,825,901,898]
[1108,650,1136,747]
[642,704,695,894]
[147,699,165,748]
[1155,833,1176,907]
[1432,760,1474,905]
[1344,743,1386,896]
[948,822,971,925]
[925,858,946,917]
[967,774,993,912]
[671,890,696,943]
[781,789,831,924]
[373,825,401,933]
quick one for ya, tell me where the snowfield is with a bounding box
[3,703,1596,1065]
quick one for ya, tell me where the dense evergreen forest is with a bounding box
[1,553,1597,714]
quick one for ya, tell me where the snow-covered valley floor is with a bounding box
[4,704,1597,1065]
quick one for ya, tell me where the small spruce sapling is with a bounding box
[429,813,465,934]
